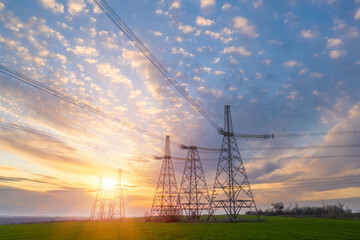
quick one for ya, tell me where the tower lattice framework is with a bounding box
[149,135,181,221]
[90,176,113,221]
[89,169,126,221]
[178,145,212,221]
[110,168,126,221]
[90,176,103,220]
[209,105,259,221]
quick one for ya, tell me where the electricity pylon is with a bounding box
[90,176,103,220]
[149,135,181,222]
[209,105,260,221]
[90,169,126,221]
[110,168,126,221]
[89,176,112,221]
[178,145,212,221]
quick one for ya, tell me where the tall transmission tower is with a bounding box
[90,170,126,221]
[90,176,113,221]
[209,105,260,221]
[178,145,212,221]
[149,135,181,222]
[110,168,126,221]
[90,176,103,221]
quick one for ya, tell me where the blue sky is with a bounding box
[0,0,360,217]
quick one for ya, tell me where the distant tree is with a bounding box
[271,202,284,215]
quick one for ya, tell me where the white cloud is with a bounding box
[39,0,64,14]
[0,2,4,11]
[222,3,230,9]
[233,16,258,38]
[66,46,98,56]
[179,25,195,34]
[355,8,360,20]
[68,0,86,15]
[84,58,97,64]
[255,72,263,79]
[300,29,318,39]
[310,72,323,78]
[204,30,220,39]
[299,68,308,75]
[223,46,252,56]
[129,90,142,100]
[201,0,216,8]
[56,54,67,64]
[282,60,300,68]
[150,30,163,36]
[213,70,225,75]
[170,1,180,9]
[346,27,359,38]
[37,24,68,46]
[332,19,346,31]
[171,47,194,57]
[327,38,342,48]
[196,16,214,26]
[329,50,345,58]
[98,31,118,50]
[287,91,298,100]
[96,63,132,88]
[262,59,271,64]
[253,0,263,8]
[221,27,233,35]
[213,58,220,64]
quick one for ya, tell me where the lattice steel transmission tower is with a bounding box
[90,176,103,220]
[178,145,213,221]
[90,176,112,221]
[209,105,260,221]
[89,169,126,221]
[149,135,181,222]
[110,168,126,221]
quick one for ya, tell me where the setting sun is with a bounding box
[102,178,116,191]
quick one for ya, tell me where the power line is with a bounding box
[92,0,221,132]
[0,122,221,155]
[155,154,360,162]
[0,64,164,141]
[0,122,123,153]
[239,143,360,151]
[274,130,360,138]
[164,0,225,107]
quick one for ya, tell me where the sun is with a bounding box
[102,178,116,190]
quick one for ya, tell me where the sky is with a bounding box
[0,0,360,217]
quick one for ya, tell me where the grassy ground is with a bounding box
[0,216,359,240]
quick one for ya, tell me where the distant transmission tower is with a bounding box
[178,145,213,221]
[110,168,126,221]
[90,176,103,220]
[209,105,260,221]
[90,169,126,221]
[90,176,112,221]
[149,135,181,222]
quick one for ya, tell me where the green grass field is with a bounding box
[0,217,359,240]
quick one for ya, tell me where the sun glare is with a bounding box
[102,178,116,190]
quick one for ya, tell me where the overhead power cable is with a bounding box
[273,130,360,138]
[239,143,360,151]
[154,154,360,162]
[164,0,225,107]
[0,65,164,141]
[92,0,221,131]
[0,122,124,153]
